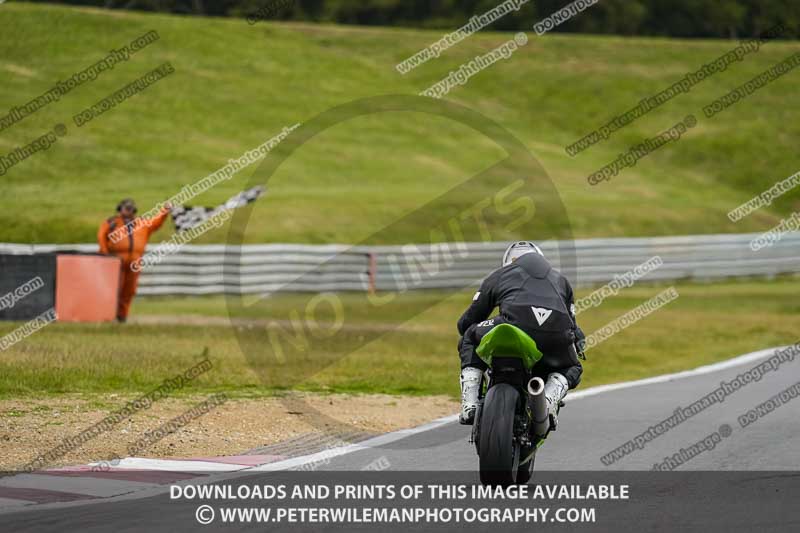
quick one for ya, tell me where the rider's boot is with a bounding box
[544,373,569,429]
[459,367,483,425]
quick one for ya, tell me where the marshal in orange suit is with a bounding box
[97,198,171,322]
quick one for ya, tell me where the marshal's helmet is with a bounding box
[501,241,544,266]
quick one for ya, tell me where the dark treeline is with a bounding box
[30,0,799,39]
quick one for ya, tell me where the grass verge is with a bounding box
[0,277,797,398]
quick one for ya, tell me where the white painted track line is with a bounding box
[259,346,787,471]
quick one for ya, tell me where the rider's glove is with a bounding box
[575,338,587,360]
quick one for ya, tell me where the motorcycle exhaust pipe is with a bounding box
[527,377,550,437]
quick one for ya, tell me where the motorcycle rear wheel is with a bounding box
[478,383,520,486]
[516,445,536,484]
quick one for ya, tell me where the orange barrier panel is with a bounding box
[55,255,121,322]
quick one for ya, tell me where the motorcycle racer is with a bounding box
[457,241,585,425]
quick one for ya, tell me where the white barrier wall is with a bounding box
[1,232,798,295]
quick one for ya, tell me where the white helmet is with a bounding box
[502,241,543,266]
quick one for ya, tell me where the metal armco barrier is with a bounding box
[1,232,798,296]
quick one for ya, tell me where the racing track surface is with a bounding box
[317,346,800,472]
[3,347,799,532]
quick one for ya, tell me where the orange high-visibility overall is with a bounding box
[97,208,169,320]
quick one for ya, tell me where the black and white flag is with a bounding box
[170,185,266,232]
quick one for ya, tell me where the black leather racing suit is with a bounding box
[457,253,584,389]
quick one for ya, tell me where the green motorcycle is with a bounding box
[470,323,560,486]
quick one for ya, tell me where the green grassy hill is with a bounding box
[1,3,799,244]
